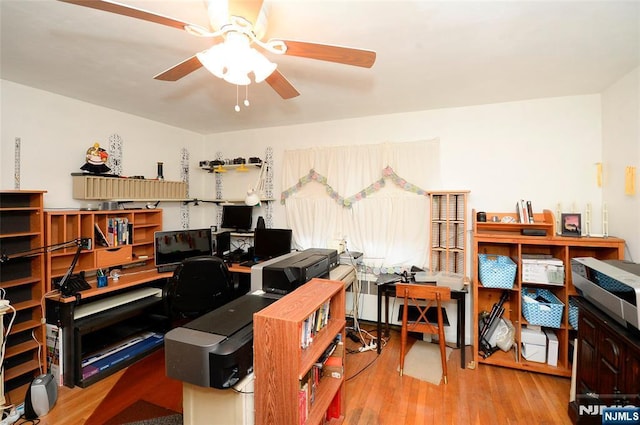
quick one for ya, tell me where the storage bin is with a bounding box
[521,255,564,286]
[522,287,564,328]
[478,254,517,289]
[568,297,579,330]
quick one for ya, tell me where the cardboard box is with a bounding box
[521,326,547,363]
[522,342,547,363]
[544,329,559,367]
[522,256,565,285]
[521,326,546,345]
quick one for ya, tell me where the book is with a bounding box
[526,201,534,223]
[94,223,110,247]
[46,324,64,386]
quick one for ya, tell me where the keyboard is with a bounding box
[239,260,258,268]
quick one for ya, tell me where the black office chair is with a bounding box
[165,255,235,325]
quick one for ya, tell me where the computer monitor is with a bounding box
[154,228,212,272]
[220,205,253,232]
[253,228,293,261]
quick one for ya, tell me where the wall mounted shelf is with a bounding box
[72,175,187,201]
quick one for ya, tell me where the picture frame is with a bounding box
[561,213,582,237]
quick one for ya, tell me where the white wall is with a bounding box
[1,80,615,242]
[4,76,637,344]
[602,67,640,261]
[204,95,608,238]
[1,80,207,229]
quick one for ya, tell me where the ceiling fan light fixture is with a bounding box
[250,48,277,83]
[197,32,276,86]
[197,44,228,79]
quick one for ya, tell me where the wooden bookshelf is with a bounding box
[0,190,47,404]
[254,278,346,425]
[472,209,624,377]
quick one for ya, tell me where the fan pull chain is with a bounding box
[234,85,251,112]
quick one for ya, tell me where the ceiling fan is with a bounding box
[58,0,377,100]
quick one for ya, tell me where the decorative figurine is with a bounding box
[81,142,111,174]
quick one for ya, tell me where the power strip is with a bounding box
[0,407,20,425]
[358,342,377,352]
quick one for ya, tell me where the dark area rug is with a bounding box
[104,399,182,425]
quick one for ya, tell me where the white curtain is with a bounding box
[281,140,441,272]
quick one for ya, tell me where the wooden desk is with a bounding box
[227,263,252,274]
[376,282,468,369]
[47,264,173,303]
[45,264,172,387]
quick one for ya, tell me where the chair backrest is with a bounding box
[395,283,451,333]
[167,255,234,319]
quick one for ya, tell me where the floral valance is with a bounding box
[280,166,430,208]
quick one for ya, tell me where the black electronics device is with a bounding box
[221,205,253,232]
[154,228,213,272]
[303,248,339,270]
[262,251,330,295]
[253,228,293,261]
[164,294,277,389]
[212,230,231,258]
[521,229,546,236]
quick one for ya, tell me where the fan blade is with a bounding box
[154,56,203,81]
[58,0,204,32]
[265,70,300,99]
[280,40,376,68]
[228,0,264,25]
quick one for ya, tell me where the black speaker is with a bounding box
[212,231,231,258]
[256,216,265,229]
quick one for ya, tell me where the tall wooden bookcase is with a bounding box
[429,191,468,276]
[254,278,346,425]
[472,209,625,377]
[0,190,47,404]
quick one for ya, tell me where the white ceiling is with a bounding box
[1,0,638,135]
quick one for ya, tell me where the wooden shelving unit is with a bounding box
[472,209,625,377]
[429,191,468,275]
[72,175,187,201]
[44,208,167,387]
[44,209,162,286]
[254,278,346,425]
[0,190,47,404]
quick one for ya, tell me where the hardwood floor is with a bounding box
[33,325,572,425]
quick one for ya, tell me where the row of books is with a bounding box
[299,336,344,425]
[94,217,132,247]
[301,299,331,349]
[81,332,163,380]
[516,199,535,223]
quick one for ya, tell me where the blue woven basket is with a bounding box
[568,297,579,330]
[522,287,564,328]
[478,254,517,289]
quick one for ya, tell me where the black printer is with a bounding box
[164,294,276,389]
[261,249,332,295]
